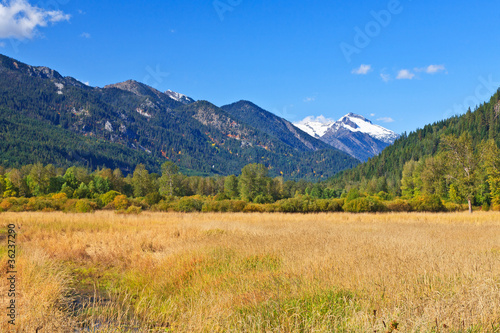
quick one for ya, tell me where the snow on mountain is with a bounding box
[332,113,399,144]
[165,89,195,105]
[294,115,334,138]
[294,113,399,161]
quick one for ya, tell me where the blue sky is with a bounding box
[1,0,500,134]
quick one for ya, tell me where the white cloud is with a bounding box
[424,64,446,74]
[0,0,70,39]
[351,64,372,75]
[380,73,391,82]
[396,69,415,80]
[296,115,334,125]
[78,9,86,15]
[370,113,375,117]
[414,64,446,74]
[303,96,316,103]
[83,81,90,86]
[80,32,91,38]
[377,117,395,123]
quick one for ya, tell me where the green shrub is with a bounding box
[253,194,273,204]
[174,197,203,212]
[75,200,95,213]
[263,203,279,212]
[214,193,230,201]
[100,190,122,206]
[60,185,74,198]
[444,202,465,212]
[24,197,55,211]
[345,188,361,202]
[123,205,142,214]
[130,198,149,210]
[310,199,344,212]
[385,199,412,212]
[243,203,265,212]
[151,200,171,212]
[376,191,392,201]
[343,197,386,213]
[201,200,247,212]
[329,199,345,212]
[410,195,445,212]
[63,199,96,213]
[145,192,162,205]
[113,195,130,210]
[276,198,304,213]
[310,199,329,212]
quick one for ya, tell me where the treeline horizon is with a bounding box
[1,130,500,214]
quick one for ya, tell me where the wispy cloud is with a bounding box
[0,0,70,39]
[351,64,372,75]
[396,69,415,80]
[380,73,391,82]
[304,94,316,103]
[419,64,446,74]
[80,32,91,39]
[377,117,395,123]
[0,41,5,47]
[370,113,375,117]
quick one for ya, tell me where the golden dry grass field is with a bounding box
[0,211,499,332]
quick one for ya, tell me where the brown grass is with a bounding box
[1,211,500,332]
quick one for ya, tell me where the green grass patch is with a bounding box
[234,289,358,332]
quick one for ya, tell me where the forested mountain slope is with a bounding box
[0,54,358,179]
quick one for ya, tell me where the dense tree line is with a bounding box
[0,162,333,204]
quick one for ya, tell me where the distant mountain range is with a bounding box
[295,113,399,161]
[0,54,360,179]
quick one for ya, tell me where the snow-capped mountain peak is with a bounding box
[165,89,195,105]
[294,113,399,161]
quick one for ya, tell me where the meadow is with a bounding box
[1,211,499,332]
